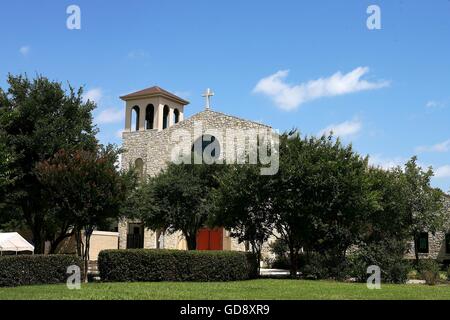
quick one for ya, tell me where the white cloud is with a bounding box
[95,108,124,124]
[416,139,450,153]
[368,155,406,170]
[435,165,450,179]
[253,67,390,111]
[318,118,362,138]
[127,50,149,59]
[83,88,103,103]
[19,46,30,56]
[426,100,446,109]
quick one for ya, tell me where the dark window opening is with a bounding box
[174,109,180,124]
[131,105,140,131]
[145,104,154,129]
[163,105,169,129]
[416,232,429,254]
[446,233,450,254]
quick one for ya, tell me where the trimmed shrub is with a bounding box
[302,253,331,280]
[0,254,83,287]
[98,249,258,282]
[345,240,410,284]
[267,239,307,270]
[418,259,441,285]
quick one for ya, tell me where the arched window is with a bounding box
[131,105,140,131]
[162,105,170,129]
[174,109,180,124]
[135,158,144,180]
[192,134,220,163]
[145,104,154,130]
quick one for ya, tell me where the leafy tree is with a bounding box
[211,164,276,271]
[403,156,446,265]
[35,146,136,281]
[0,138,14,190]
[272,131,373,277]
[138,163,222,250]
[364,167,410,243]
[0,74,97,253]
[345,167,412,283]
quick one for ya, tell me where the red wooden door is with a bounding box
[196,228,223,250]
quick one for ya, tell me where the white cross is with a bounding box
[202,88,214,110]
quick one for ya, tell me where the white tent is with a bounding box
[0,232,34,255]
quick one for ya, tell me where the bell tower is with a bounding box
[120,86,189,132]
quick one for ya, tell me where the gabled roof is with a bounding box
[193,109,272,129]
[120,86,190,105]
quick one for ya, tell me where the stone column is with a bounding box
[139,105,146,131]
[124,104,132,131]
[157,104,164,131]
[168,108,174,128]
[179,107,184,122]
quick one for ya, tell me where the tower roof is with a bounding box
[120,86,189,105]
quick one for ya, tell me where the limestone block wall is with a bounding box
[122,109,273,178]
[88,231,119,261]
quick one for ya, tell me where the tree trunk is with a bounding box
[74,228,82,257]
[31,227,45,254]
[413,233,420,267]
[185,233,197,250]
[82,229,93,283]
[250,240,262,276]
[288,244,298,278]
[28,212,45,254]
[49,230,73,254]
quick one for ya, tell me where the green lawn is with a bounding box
[1,279,450,300]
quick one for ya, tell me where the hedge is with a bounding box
[0,254,83,287]
[98,249,258,282]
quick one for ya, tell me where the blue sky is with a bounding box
[1,0,449,191]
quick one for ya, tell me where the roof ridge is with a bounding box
[194,109,271,128]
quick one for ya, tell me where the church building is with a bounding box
[117,86,272,252]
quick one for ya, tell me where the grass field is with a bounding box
[1,279,450,300]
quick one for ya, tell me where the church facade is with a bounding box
[117,86,273,253]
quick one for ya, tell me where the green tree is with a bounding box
[138,163,222,250]
[0,136,18,227]
[364,167,410,242]
[349,167,412,283]
[272,131,373,277]
[403,156,446,265]
[211,164,276,271]
[0,74,97,253]
[36,146,136,281]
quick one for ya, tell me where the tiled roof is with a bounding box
[120,86,189,105]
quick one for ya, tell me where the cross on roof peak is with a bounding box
[202,88,214,110]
